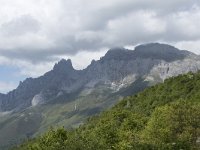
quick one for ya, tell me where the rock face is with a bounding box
[0,43,200,112]
[0,94,5,111]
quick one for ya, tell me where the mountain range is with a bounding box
[16,70,200,150]
[0,43,200,149]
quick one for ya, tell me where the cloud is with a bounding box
[104,11,166,45]
[0,48,108,78]
[55,48,108,70]
[0,81,17,94]
[174,40,200,54]
[163,7,200,42]
[0,0,200,85]
[0,14,40,37]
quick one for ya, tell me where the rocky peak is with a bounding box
[53,59,74,72]
[101,47,134,61]
[90,59,96,66]
[0,93,5,97]
[133,43,190,62]
[135,43,178,53]
[100,43,193,63]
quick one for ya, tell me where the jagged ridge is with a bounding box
[0,43,199,112]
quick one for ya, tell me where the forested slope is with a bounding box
[15,71,200,150]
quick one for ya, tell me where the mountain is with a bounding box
[15,71,200,150]
[0,43,200,149]
[0,59,82,111]
[1,43,200,112]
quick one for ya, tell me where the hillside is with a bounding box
[15,71,200,150]
[0,78,148,149]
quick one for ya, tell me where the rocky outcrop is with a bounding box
[0,43,200,112]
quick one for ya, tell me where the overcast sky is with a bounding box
[0,0,200,93]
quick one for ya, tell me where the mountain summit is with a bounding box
[102,43,189,62]
[101,47,132,60]
[134,43,187,61]
[53,59,74,72]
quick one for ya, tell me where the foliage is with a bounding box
[14,71,200,150]
[142,100,200,149]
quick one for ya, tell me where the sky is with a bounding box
[0,0,200,93]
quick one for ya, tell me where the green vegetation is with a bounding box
[14,72,200,150]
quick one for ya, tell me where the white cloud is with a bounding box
[0,0,199,60]
[0,81,17,94]
[174,40,200,54]
[0,48,107,79]
[164,7,200,41]
[105,11,166,45]
[0,14,40,37]
[16,61,54,77]
[56,48,108,70]
[0,0,200,89]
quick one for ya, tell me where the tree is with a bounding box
[142,100,200,149]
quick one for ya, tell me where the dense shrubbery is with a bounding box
[142,100,200,149]
[14,72,200,150]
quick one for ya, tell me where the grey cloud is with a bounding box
[0,0,200,64]
[0,14,40,37]
[76,0,200,31]
[0,35,105,63]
